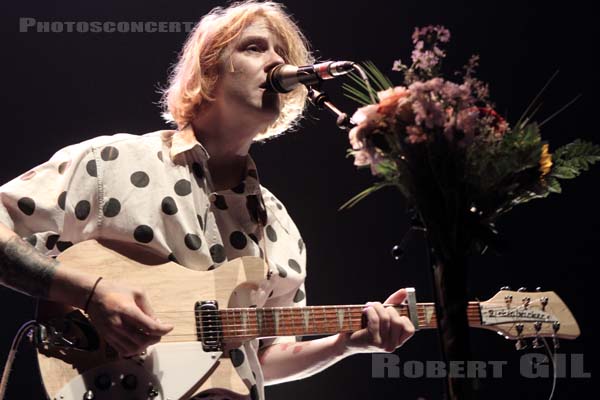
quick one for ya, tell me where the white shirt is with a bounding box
[0,124,307,400]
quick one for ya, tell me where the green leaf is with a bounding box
[546,177,562,194]
[551,140,600,180]
[339,182,391,210]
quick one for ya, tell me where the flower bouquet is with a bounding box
[342,25,600,398]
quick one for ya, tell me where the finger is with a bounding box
[384,288,408,305]
[397,316,416,347]
[104,330,138,358]
[371,303,391,348]
[364,305,382,347]
[386,313,405,352]
[123,307,174,336]
[134,290,156,319]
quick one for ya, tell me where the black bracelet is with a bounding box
[84,277,103,314]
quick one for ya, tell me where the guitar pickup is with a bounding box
[196,300,223,352]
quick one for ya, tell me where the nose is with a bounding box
[264,48,286,72]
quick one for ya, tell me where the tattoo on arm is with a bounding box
[0,235,58,298]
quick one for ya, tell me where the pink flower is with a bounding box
[456,107,479,138]
[406,125,427,144]
[377,86,410,115]
[350,104,379,126]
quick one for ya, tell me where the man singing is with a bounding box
[0,1,414,399]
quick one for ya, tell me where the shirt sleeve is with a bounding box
[0,140,101,256]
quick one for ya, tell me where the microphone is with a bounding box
[265,61,355,93]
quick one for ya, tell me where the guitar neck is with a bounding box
[213,302,482,342]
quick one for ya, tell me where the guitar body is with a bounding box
[35,239,269,400]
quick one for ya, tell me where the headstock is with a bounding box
[478,289,580,349]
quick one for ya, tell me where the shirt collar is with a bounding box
[161,124,261,195]
[161,123,210,161]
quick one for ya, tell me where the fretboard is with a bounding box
[207,303,482,342]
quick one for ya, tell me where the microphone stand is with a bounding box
[307,87,353,131]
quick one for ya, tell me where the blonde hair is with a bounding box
[161,1,313,140]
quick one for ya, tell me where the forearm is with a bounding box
[259,334,352,385]
[0,223,95,308]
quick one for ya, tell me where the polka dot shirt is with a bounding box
[0,125,307,400]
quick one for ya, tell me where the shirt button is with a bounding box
[208,193,217,201]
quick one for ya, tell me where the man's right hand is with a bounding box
[86,279,174,358]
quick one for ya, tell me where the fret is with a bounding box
[240,308,248,333]
[321,306,327,334]
[346,306,352,331]
[290,307,297,336]
[256,308,264,334]
[272,308,281,334]
[302,308,310,332]
[336,308,345,331]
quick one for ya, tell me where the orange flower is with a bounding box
[377,87,410,115]
[539,144,553,176]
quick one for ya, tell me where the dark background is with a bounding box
[0,0,596,399]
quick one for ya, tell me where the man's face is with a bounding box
[212,18,286,127]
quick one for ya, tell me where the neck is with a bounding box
[191,108,263,191]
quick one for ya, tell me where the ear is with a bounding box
[384,288,408,305]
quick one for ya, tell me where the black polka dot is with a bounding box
[17,197,35,216]
[130,171,150,188]
[229,231,247,250]
[57,191,67,210]
[250,384,259,400]
[276,264,287,278]
[207,265,216,271]
[86,160,97,177]
[248,170,258,179]
[174,179,192,196]
[58,161,69,174]
[46,234,59,250]
[192,162,204,180]
[157,151,163,162]
[248,233,259,244]
[103,198,121,218]
[25,235,37,247]
[213,195,228,210]
[210,244,226,263]
[168,253,178,263]
[293,289,305,303]
[101,146,119,161]
[75,200,91,220]
[266,225,277,242]
[246,195,266,225]
[133,225,154,243]
[288,259,302,273]
[229,348,245,367]
[56,241,73,252]
[269,290,274,298]
[197,214,204,230]
[276,203,283,210]
[184,233,202,250]
[231,182,245,194]
[298,238,304,254]
[161,197,178,215]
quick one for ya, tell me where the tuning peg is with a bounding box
[500,286,511,290]
[532,337,543,349]
[517,287,527,292]
[536,287,542,292]
[515,324,527,350]
[532,322,543,348]
[552,321,561,349]
[515,339,528,351]
[540,297,549,311]
[553,337,560,349]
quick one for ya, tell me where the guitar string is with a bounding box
[148,302,543,315]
